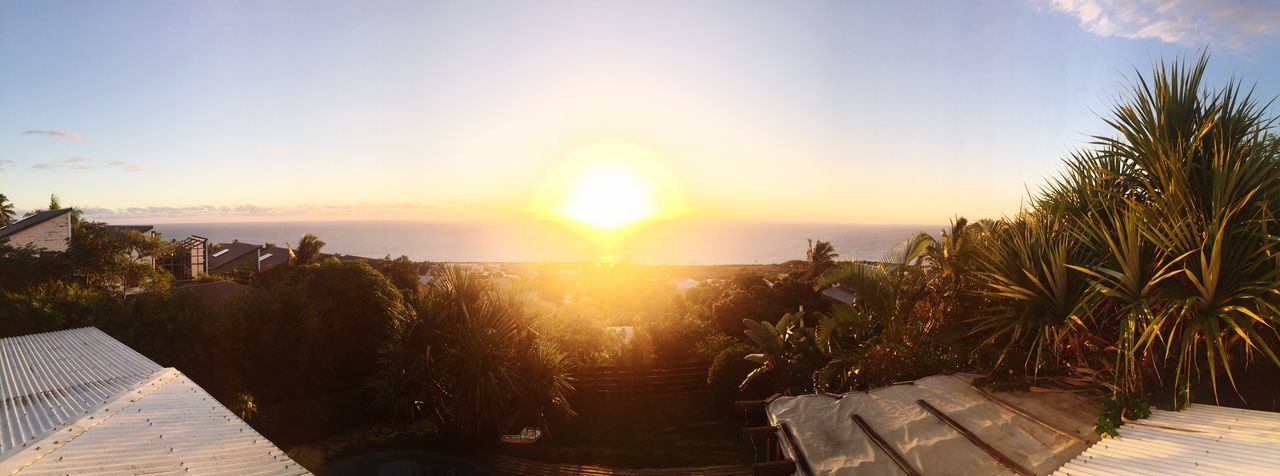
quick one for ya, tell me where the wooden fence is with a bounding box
[570,362,710,397]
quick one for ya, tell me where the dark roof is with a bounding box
[258,246,293,271]
[105,225,155,234]
[0,208,72,239]
[208,242,261,271]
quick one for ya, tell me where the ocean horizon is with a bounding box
[152,220,942,265]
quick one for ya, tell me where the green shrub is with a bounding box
[707,343,771,408]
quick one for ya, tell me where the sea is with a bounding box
[152,220,941,265]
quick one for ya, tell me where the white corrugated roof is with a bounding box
[1,327,162,457]
[0,328,308,475]
[1053,403,1280,475]
[768,374,1098,475]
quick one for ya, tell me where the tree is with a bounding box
[65,222,175,299]
[805,239,838,281]
[378,255,421,297]
[370,266,575,439]
[973,53,1280,406]
[291,233,326,266]
[0,194,15,226]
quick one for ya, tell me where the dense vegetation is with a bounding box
[3,53,1279,464]
[0,204,823,456]
[734,55,1280,427]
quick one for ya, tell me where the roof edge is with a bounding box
[0,368,178,474]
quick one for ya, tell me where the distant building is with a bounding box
[158,235,209,281]
[672,278,701,291]
[209,242,294,275]
[0,208,73,252]
[106,225,209,282]
[0,328,307,474]
[209,242,264,275]
[821,285,856,305]
[259,245,293,271]
[105,224,160,267]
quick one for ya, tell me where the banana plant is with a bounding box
[740,309,826,395]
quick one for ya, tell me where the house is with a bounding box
[672,278,702,291]
[0,208,73,252]
[209,242,265,275]
[158,235,209,281]
[0,328,308,474]
[106,225,209,281]
[820,285,856,305]
[208,242,294,275]
[259,245,293,271]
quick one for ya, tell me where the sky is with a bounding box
[2,0,1280,225]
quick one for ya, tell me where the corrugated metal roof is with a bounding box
[0,328,162,458]
[767,374,1099,475]
[1053,403,1280,475]
[0,328,308,475]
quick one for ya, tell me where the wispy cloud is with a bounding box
[32,157,92,170]
[30,156,144,172]
[79,202,445,223]
[0,160,13,171]
[1039,0,1280,47]
[22,130,83,141]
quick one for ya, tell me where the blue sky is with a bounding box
[2,0,1279,224]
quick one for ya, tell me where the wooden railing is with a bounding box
[570,362,710,397]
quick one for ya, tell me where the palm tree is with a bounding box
[0,194,15,226]
[816,231,933,339]
[291,234,326,266]
[974,53,1280,404]
[805,239,838,280]
[371,266,575,437]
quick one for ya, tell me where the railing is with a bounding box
[570,362,710,397]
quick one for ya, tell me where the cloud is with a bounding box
[52,159,147,172]
[1039,0,1280,46]
[261,144,290,153]
[31,156,99,170]
[22,130,83,141]
[0,160,13,171]
[78,202,445,222]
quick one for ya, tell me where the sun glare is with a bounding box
[531,141,685,241]
[561,166,656,229]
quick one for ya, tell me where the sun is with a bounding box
[561,165,656,229]
[529,141,685,238]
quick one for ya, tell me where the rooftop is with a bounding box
[0,328,307,475]
[0,208,72,240]
[766,374,1098,475]
[1054,403,1280,475]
